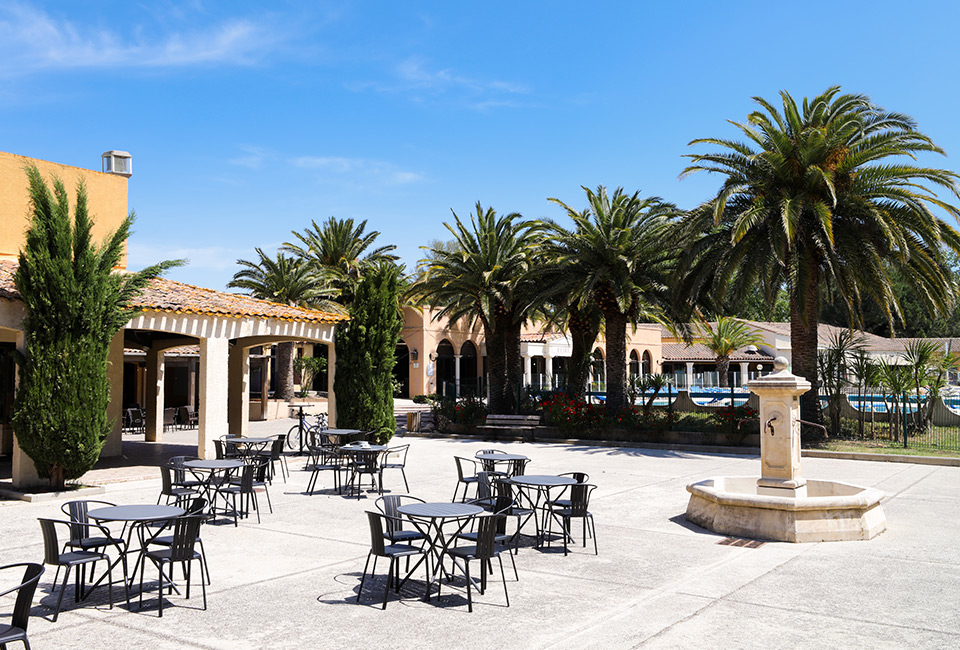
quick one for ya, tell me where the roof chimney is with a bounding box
[101,150,132,177]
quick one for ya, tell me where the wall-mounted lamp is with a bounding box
[410,348,419,362]
[429,352,437,362]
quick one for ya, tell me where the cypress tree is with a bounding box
[333,262,402,442]
[12,166,179,490]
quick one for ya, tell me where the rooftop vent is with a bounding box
[101,150,132,177]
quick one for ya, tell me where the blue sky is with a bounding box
[2,1,959,291]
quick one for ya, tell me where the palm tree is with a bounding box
[547,186,678,413]
[696,316,765,388]
[283,217,397,308]
[677,87,960,425]
[416,203,542,414]
[228,248,338,400]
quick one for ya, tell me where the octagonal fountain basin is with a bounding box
[685,476,886,543]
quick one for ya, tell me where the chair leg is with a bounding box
[498,555,510,607]
[382,558,395,609]
[464,561,473,613]
[264,485,273,513]
[52,565,72,622]
[509,549,518,581]
[198,538,212,585]
[357,553,372,603]
[157,562,164,617]
[401,468,409,492]
[199,558,207,610]
[590,515,598,555]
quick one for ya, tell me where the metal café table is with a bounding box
[510,475,577,548]
[475,451,528,474]
[87,504,185,592]
[338,444,387,497]
[184,459,244,520]
[224,437,272,459]
[396,501,483,600]
[323,429,365,445]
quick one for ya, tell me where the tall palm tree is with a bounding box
[416,203,542,413]
[677,87,960,425]
[696,316,765,388]
[547,186,679,413]
[283,217,397,308]
[228,248,339,400]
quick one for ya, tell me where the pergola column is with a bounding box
[11,330,41,488]
[543,350,553,390]
[228,344,250,438]
[454,354,462,397]
[102,331,125,457]
[740,362,750,387]
[198,336,229,459]
[327,341,337,428]
[523,355,532,388]
[685,362,695,390]
[145,348,165,442]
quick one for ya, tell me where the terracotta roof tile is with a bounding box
[662,342,773,362]
[520,331,566,343]
[0,259,346,324]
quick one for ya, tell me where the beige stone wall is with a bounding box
[0,151,129,267]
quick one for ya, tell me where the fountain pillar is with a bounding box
[750,357,810,498]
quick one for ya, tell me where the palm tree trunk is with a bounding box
[790,283,821,431]
[717,356,730,388]
[275,342,295,401]
[504,320,522,412]
[603,310,628,413]
[486,322,510,414]
[568,309,600,400]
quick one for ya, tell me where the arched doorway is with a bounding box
[393,342,409,398]
[460,341,478,396]
[591,348,605,392]
[435,340,456,397]
[642,350,652,376]
[629,350,640,379]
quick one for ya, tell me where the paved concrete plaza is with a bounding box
[1,421,958,649]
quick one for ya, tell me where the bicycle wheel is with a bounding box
[304,425,320,450]
[286,425,303,450]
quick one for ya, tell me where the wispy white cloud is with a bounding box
[0,3,284,76]
[126,242,252,274]
[227,145,270,170]
[349,56,531,110]
[292,155,425,186]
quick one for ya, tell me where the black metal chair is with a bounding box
[357,511,427,610]
[220,463,258,525]
[505,458,530,478]
[379,444,410,492]
[139,515,207,617]
[459,497,519,579]
[166,456,203,490]
[348,450,382,499]
[38,518,126,622]
[157,466,199,506]
[144,498,212,586]
[177,405,198,430]
[551,484,598,555]
[57,499,118,590]
[162,407,177,432]
[0,563,44,650]
[259,436,288,483]
[214,437,239,460]
[476,449,508,473]
[453,456,480,502]
[251,457,273,514]
[548,472,590,509]
[475,471,494,500]
[306,444,346,495]
[374,495,426,544]
[444,514,511,612]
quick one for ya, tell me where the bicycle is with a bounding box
[286,411,328,453]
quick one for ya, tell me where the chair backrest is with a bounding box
[0,563,45,633]
[354,450,380,473]
[507,458,530,477]
[167,516,204,562]
[560,472,589,484]
[473,515,506,559]
[237,463,255,492]
[251,457,271,483]
[270,437,285,460]
[163,407,177,425]
[477,449,506,472]
[159,465,174,494]
[567,484,597,517]
[186,497,209,517]
[214,439,226,460]
[476,471,493,500]
[382,444,409,467]
[61,499,115,542]
[366,511,387,556]
[374,495,424,535]
[454,456,476,481]
[177,406,190,424]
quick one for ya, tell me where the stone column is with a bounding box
[543,350,553,390]
[685,362,694,390]
[227,344,250,438]
[748,357,812,497]
[454,354,462,397]
[739,362,750,387]
[327,342,337,428]
[145,348,165,442]
[523,355,532,388]
[11,330,41,488]
[260,356,271,420]
[198,336,228,460]
[102,331,125,457]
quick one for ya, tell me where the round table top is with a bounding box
[225,437,272,444]
[324,428,363,435]
[88,504,184,522]
[512,474,578,487]
[476,452,528,462]
[397,502,484,519]
[340,444,387,452]
[184,459,244,470]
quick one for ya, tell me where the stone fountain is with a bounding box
[685,357,886,542]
